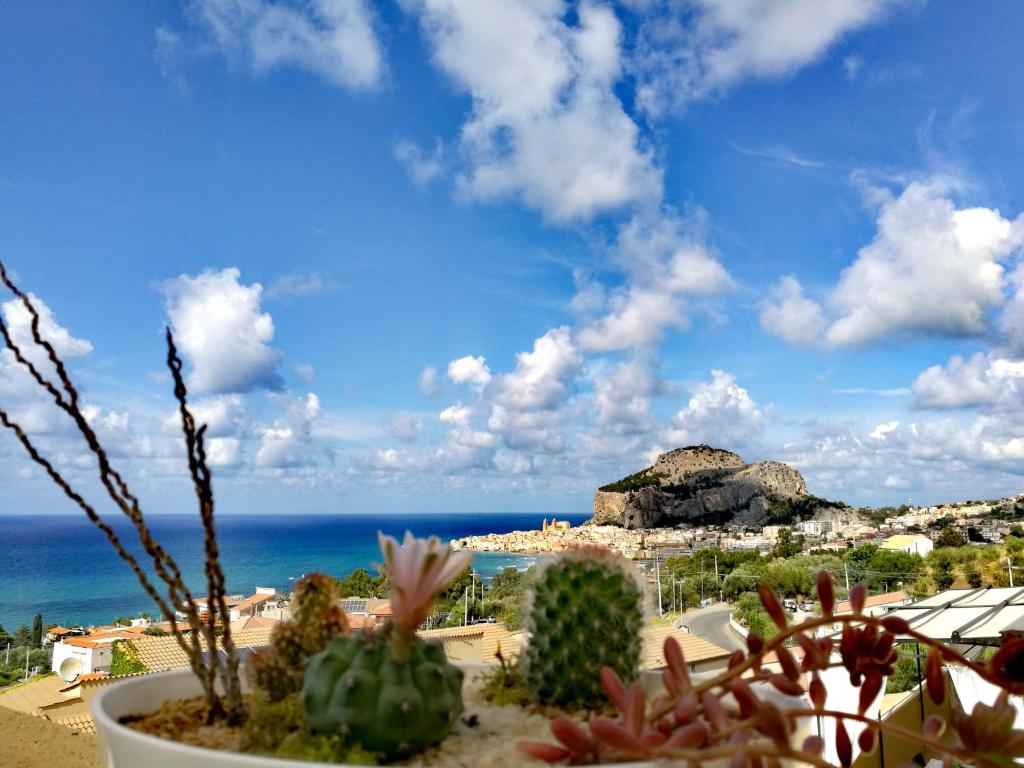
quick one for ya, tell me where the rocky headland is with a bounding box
[591,445,831,529]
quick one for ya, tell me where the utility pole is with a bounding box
[24,647,29,681]
[5,641,9,668]
[464,587,469,626]
[714,554,720,603]
[700,556,705,602]
[1010,559,1015,588]
[844,563,850,593]
[655,550,663,616]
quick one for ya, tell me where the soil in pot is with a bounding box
[119,671,574,768]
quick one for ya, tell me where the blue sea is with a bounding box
[0,513,588,630]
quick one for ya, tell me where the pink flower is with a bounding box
[379,531,473,635]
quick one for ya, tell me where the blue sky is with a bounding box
[2,0,1024,516]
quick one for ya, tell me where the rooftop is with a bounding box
[835,590,911,614]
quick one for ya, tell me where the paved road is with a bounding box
[677,603,744,653]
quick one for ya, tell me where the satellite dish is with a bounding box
[59,657,83,682]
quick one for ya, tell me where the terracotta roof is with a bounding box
[228,615,279,634]
[370,601,394,616]
[835,590,911,614]
[49,713,96,736]
[417,623,515,662]
[233,593,274,612]
[46,626,72,635]
[346,614,377,631]
[881,535,930,550]
[640,627,731,670]
[0,676,71,714]
[131,627,274,672]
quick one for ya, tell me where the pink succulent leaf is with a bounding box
[551,718,593,756]
[518,740,574,763]
[624,682,646,735]
[379,530,472,632]
[590,717,647,755]
[600,666,627,712]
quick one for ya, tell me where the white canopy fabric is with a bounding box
[884,587,1024,643]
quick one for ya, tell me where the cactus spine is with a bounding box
[302,532,472,758]
[523,546,644,710]
[303,627,463,758]
[249,573,348,702]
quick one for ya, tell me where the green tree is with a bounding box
[885,653,921,693]
[967,526,985,543]
[336,567,385,598]
[11,625,31,647]
[30,614,42,648]
[733,592,788,639]
[934,568,955,591]
[1009,524,1024,539]
[772,528,805,559]
[966,568,983,588]
[0,624,10,645]
[936,527,966,549]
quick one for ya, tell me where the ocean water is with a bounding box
[0,513,588,630]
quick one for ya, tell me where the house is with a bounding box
[880,533,933,557]
[819,590,914,636]
[798,520,832,537]
[51,627,136,681]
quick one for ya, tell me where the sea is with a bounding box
[0,513,589,630]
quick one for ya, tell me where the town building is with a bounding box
[880,533,933,557]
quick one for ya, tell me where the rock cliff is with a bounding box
[591,445,812,529]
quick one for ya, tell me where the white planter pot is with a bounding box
[93,668,799,768]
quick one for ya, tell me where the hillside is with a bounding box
[591,445,846,529]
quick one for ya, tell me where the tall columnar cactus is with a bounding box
[302,532,472,759]
[523,545,644,710]
[249,573,349,702]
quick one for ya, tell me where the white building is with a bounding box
[880,534,933,557]
[51,631,133,681]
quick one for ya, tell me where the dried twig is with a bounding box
[0,261,243,722]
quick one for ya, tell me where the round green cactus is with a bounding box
[302,629,464,759]
[523,546,644,710]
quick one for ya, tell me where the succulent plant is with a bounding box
[302,532,472,758]
[522,545,644,710]
[303,625,464,758]
[249,573,349,701]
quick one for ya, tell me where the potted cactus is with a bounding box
[6,262,1024,768]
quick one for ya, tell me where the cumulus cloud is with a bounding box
[255,393,325,469]
[665,370,764,450]
[591,357,666,434]
[393,138,446,187]
[390,413,424,443]
[447,355,492,390]
[631,0,899,115]
[912,353,1024,410]
[404,0,661,223]
[163,268,283,395]
[758,276,828,348]
[578,211,733,351]
[164,0,385,90]
[762,181,1024,348]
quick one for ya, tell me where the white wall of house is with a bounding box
[52,642,113,680]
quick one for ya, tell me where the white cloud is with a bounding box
[632,0,898,115]
[665,370,764,450]
[913,353,1024,410]
[418,365,441,396]
[447,355,492,390]
[404,0,661,223]
[167,394,249,437]
[492,327,581,412]
[207,437,243,468]
[294,363,316,384]
[758,275,828,348]
[163,268,283,395]
[394,138,446,187]
[255,393,325,469]
[2,294,93,362]
[578,210,733,351]
[439,402,471,426]
[843,54,862,81]
[170,0,385,90]
[265,272,342,300]
[390,413,424,443]
[591,357,665,434]
[825,181,1023,346]
[763,181,1024,348]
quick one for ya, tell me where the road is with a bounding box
[677,603,744,653]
